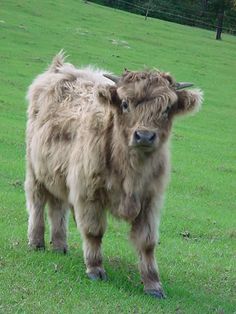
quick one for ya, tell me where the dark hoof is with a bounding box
[87,268,108,281]
[145,289,166,299]
[52,246,68,254]
[29,242,45,251]
[50,241,68,254]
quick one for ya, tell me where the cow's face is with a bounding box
[99,70,203,155]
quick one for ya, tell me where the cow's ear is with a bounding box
[170,89,203,117]
[98,85,122,108]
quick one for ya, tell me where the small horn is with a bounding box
[103,74,120,84]
[175,82,194,90]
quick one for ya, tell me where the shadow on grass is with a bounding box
[8,239,234,313]
[51,248,235,310]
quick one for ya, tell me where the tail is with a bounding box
[48,50,67,73]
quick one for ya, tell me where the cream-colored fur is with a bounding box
[25,52,203,298]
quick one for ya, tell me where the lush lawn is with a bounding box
[0,1,235,313]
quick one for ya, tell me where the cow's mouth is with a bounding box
[130,144,155,153]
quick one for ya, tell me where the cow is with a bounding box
[25,51,203,298]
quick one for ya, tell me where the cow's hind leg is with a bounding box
[25,168,47,250]
[76,200,107,280]
[48,196,69,253]
[130,204,165,299]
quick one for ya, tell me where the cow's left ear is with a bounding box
[98,85,122,108]
[170,89,203,117]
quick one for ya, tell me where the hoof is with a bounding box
[145,289,166,299]
[53,247,67,254]
[50,241,68,254]
[87,268,108,281]
[29,242,45,251]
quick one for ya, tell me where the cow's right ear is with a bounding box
[98,85,122,108]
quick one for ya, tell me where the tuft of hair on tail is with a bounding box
[48,49,68,73]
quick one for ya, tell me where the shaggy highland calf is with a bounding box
[25,52,203,298]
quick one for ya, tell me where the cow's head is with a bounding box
[98,70,203,154]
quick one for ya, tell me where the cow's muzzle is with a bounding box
[133,130,156,147]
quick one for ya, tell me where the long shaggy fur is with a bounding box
[25,52,203,297]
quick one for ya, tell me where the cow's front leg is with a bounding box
[130,203,165,299]
[76,200,107,280]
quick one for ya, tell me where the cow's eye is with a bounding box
[121,100,129,113]
[162,106,171,117]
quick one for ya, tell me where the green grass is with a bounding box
[0,1,236,313]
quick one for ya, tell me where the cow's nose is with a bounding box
[134,130,156,146]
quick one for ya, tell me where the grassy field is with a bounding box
[0,0,236,313]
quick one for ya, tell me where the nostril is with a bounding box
[149,132,156,143]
